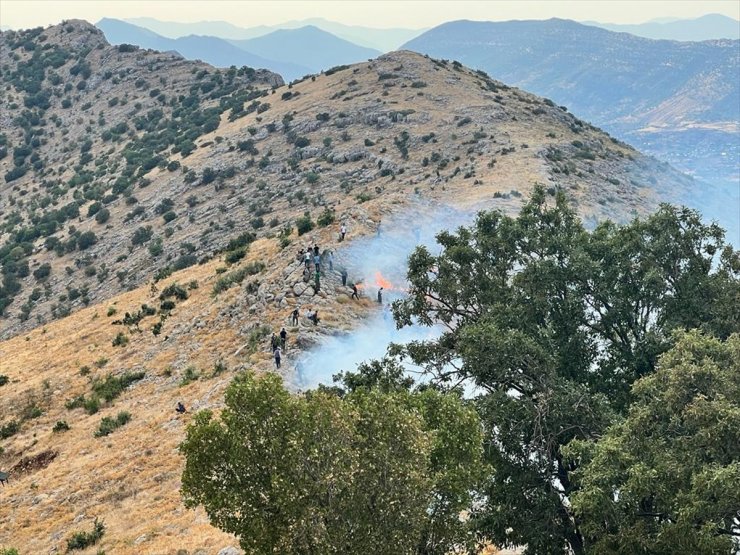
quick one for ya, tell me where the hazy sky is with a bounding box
[1,0,738,30]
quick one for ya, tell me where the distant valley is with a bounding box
[403,18,740,188]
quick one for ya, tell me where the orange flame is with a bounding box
[375,271,394,289]
[375,271,407,292]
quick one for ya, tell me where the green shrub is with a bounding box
[225,247,247,264]
[95,208,110,224]
[296,212,314,236]
[212,262,265,296]
[95,411,131,437]
[0,420,20,439]
[112,332,129,347]
[92,371,145,403]
[0,375,9,386]
[305,172,319,184]
[53,420,70,433]
[317,208,335,227]
[77,231,97,250]
[160,283,188,301]
[180,366,200,386]
[66,519,105,551]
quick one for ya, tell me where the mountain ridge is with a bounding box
[402,18,740,186]
[96,18,312,81]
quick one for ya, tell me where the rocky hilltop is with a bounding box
[0,20,693,339]
[0,20,697,554]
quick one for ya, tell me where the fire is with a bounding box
[374,271,407,293]
[375,271,394,289]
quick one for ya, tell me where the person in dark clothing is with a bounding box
[351,284,359,300]
[280,327,287,348]
[291,308,299,326]
[270,333,279,352]
[274,347,282,369]
[314,254,321,273]
[341,269,348,287]
[377,287,383,304]
[308,310,320,326]
[313,245,320,257]
[176,402,186,414]
[314,270,321,292]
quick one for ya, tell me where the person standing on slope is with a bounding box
[274,346,282,369]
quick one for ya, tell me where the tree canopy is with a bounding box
[180,370,484,555]
[392,186,739,553]
[567,330,740,554]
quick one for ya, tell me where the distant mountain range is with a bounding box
[229,26,380,76]
[97,19,310,78]
[403,18,740,186]
[96,19,380,80]
[585,14,740,41]
[124,16,425,51]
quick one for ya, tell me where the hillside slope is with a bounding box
[0,21,699,553]
[402,18,740,185]
[0,21,696,341]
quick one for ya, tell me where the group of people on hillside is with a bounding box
[267,217,387,369]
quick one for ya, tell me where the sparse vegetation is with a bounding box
[95,411,131,437]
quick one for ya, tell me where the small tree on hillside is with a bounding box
[180,371,484,554]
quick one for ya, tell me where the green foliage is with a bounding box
[52,420,70,433]
[66,371,145,416]
[567,331,740,553]
[180,366,200,386]
[76,231,97,250]
[316,208,335,227]
[237,139,258,155]
[324,64,349,76]
[180,371,483,554]
[391,187,739,554]
[224,246,247,264]
[160,283,188,301]
[225,231,255,252]
[66,519,105,551]
[212,262,265,295]
[295,212,314,236]
[95,207,110,224]
[0,420,20,439]
[0,375,8,386]
[111,332,128,347]
[95,411,131,437]
[304,171,320,184]
[131,226,153,246]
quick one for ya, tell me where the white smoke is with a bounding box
[290,201,481,390]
